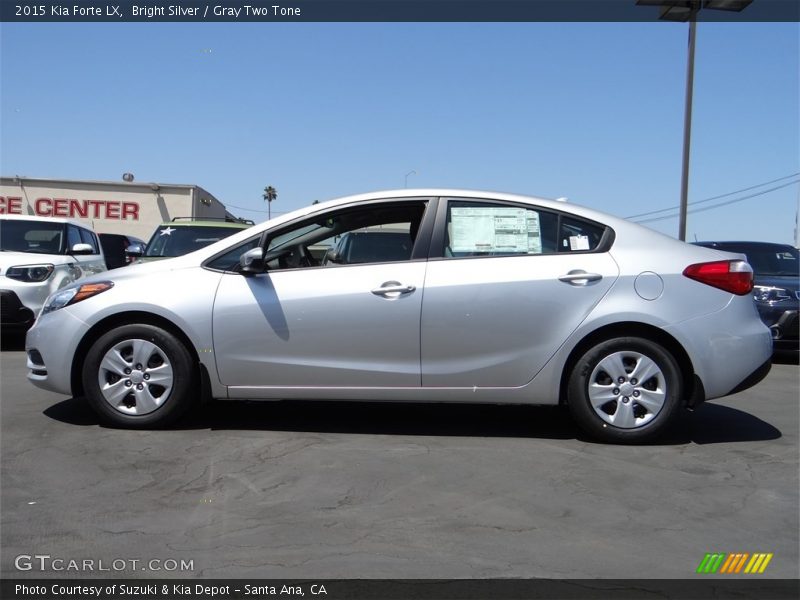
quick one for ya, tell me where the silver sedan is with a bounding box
[25,190,773,443]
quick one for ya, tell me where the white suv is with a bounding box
[1,215,107,330]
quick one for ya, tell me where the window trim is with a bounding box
[202,233,267,273]
[66,224,83,254]
[77,226,99,253]
[429,197,615,260]
[202,197,439,274]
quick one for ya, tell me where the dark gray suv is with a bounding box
[695,241,798,354]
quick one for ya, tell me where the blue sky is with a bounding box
[1,22,798,243]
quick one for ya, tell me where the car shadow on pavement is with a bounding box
[44,400,580,440]
[663,403,782,445]
[772,351,799,366]
[43,397,782,445]
[0,331,26,351]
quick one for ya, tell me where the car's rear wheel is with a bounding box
[82,324,196,428]
[567,337,683,443]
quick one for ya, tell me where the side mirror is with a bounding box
[239,247,265,274]
[125,243,145,258]
[70,243,94,255]
[324,247,343,265]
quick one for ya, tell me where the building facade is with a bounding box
[0,177,238,240]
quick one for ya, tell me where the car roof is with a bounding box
[287,188,630,228]
[156,220,252,229]
[0,214,91,228]
[694,241,797,251]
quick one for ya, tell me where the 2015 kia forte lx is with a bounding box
[25,190,773,443]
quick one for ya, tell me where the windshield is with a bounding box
[744,246,799,277]
[0,220,66,255]
[144,225,243,258]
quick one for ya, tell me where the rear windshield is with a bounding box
[742,246,799,276]
[0,220,66,255]
[144,225,242,258]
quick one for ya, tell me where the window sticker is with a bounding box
[451,207,542,254]
[569,235,590,251]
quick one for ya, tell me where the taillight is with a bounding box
[683,260,753,295]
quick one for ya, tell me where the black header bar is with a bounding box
[3,579,800,600]
[2,0,799,23]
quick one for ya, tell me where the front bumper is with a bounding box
[25,308,90,396]
[768,309,798,352]
[1,290,36,328]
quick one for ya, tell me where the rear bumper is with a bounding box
[664,297,773,401]
[728,358,772,396]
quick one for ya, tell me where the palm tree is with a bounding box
[263,186,277,219]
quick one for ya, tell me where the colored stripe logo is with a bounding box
[696,553,773,574]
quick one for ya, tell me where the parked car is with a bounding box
[26,190,772,443]
[694,241,798,354]
[98,233,146,270]
[1,215,106,331]
[127,217,254,262]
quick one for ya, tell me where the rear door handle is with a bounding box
[371,281,416,297]
[558,270,603,285]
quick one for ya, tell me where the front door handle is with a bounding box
[371,281,416,297]
[558,270,603,286]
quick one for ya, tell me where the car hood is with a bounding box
[74,254,199,286]
[0,250,70,270]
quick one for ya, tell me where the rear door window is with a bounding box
[438,199,609,258]
[444,202,558,257]
[558,215,606,253]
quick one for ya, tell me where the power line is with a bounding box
[224,202,288,216]
[633,179,800,225]
[625,172,800,220]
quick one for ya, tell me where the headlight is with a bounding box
[41,281,114,315]
[753,285,792,304]
[5,264,54,282]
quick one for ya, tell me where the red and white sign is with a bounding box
[0,196,140,220]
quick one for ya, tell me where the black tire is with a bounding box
[82,324,196,428]
[567,337,683,444]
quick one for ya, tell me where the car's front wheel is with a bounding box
[567,337,683,443]
[82,324,196,428]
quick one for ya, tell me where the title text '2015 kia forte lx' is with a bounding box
[26,190,772,443]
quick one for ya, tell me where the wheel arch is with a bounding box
[558,321,704,408]
[70,311,204,399]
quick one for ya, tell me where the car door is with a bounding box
[212,198,434,391]
[420,198,619,388]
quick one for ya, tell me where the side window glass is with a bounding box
[66,225,82,251]
[265,201,427,271]
[558,216,605,253]
[78,228,99,253]
[444,202,558,258]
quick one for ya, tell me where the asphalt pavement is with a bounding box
[1,341,798,580]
